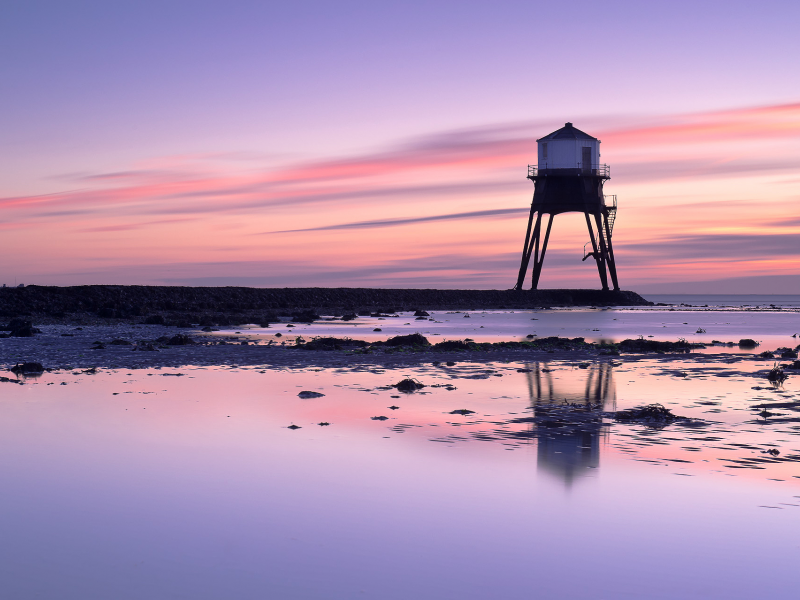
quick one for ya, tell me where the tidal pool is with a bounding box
[0,354,798,599]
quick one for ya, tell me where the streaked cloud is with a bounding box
[265,207,529,234]
[0,101,798,291]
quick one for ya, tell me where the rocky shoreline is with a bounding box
[0,286,650,325]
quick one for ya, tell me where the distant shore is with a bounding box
[0,285,650,325]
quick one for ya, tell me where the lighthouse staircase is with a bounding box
[604,195,617,237]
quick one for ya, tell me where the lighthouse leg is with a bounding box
[514,200,538,290]
[593,213,613,290]
[601,213,620,290]
[531,214,554,289]
[526,213,543,289]
[584,213,609,291]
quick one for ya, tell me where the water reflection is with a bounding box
[525,362,616,486]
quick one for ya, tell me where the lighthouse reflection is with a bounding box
[524,362,616,487]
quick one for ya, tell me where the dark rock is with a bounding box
[380,333,430,347]
[413,310,430,317]
[298,391,325,398]
[738,338,759,349]
[433,340,475,351]
[10,362,44,375]
[614,404,691,427]
[394,378,425,392]
[618,339,700,353]
[287,424,301,430]
[3,319,39,337]
[371,416,389,421]
[291,310,320,323]
[110,339,132,345]
[341,313,357,321]
[449,409,475,415]
[144,315,165,325]
[166,334,194,346]
[300,337,368,351]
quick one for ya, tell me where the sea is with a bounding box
[0,295,798,599]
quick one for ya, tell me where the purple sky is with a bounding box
[1,1,799,291]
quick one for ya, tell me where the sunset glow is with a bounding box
[1,1,798,292]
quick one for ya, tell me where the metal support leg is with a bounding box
[585,213,609,291]
[524,213,543,289]
[514,199,537,290]
[531,214,554,289]
[602,213,620,290]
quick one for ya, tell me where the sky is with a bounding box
[1,0,799,292]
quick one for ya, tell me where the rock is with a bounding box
[298,391,325,399]
[614,404,693,427]
[110,339,132,345]
[738,338,759,349]
[166,334,194,346]
[371,416,389,421]
[380,333,430,347]
[291,310,320,323]
[144,315,165,325]
[449,409,475,415]
[9,362,44,375]
[413,310,430,317]
[394,378,425,392]
[299,337,368,351]
[287,424,301,430]
[3,319,40,337]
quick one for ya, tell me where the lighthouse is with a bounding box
[513,123,619,291]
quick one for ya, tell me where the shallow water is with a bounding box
[231,304,800,351]
[1,352,798,599]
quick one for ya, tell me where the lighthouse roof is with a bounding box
[537,122,598,142]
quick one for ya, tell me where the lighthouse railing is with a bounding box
[528,164,610,177]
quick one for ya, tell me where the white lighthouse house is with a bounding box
[537,122,601,174]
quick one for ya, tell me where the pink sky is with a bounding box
[1,101,798,292]
[2,2,798,293]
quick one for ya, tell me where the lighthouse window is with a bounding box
[542,143,548,159]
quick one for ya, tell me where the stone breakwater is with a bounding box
[0,286,650,324]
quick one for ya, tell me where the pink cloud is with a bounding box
[0,100,798,290]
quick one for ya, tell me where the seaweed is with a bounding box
[767,364,788,383]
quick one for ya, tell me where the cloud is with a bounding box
[265,207,530,234]
[1,100,799,290]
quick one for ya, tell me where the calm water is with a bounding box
[2,300,799,599]
[1,351,798,599]
[227,294,800,350]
